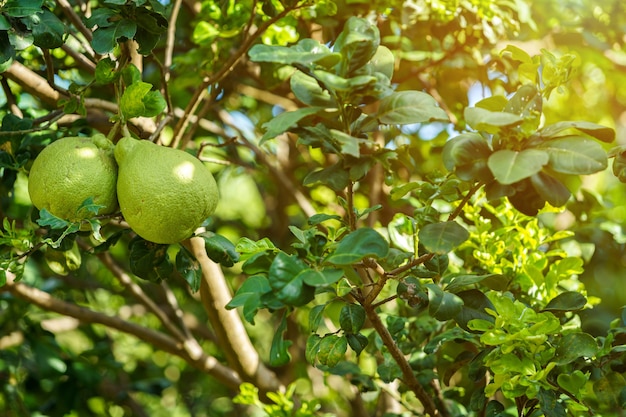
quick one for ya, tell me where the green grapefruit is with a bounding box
[114,137,219,244]
[28,135,118,221]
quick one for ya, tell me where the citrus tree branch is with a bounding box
[4,276,241,390]
[184,237,281,394]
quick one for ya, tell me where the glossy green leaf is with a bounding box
[120,81,166,120]
[488,149,549,184]
[0,32,15,72]
[268,252,315,306]
[419,221,469,254]
[442,133,492,181]
[375,91,449,125]
[269,313,292,367]
[330,129,361,158]
[538,136,608,174]
[200,232,240,267]
[345,333,368,356]
[543,291,586,313]
[290,71,333,107]
[248,39,341,67]
[305,334,322,364]
[445,274,504,293]
[317,335,347,368]
[260,107,321,143]
[175,246,201,292]
[530,171,571,207]
[370,45,395,79]
[537,389,567,417]
[454,289,495,332]
[557,370,588,395]
[226,275,271,324]
[426,284,464,321]
[30,9,65,49]
[540,120,615,143]
[95,58,118,85]
[92,20,137,54]
[555,332,598,365]
[464,107,524,133]
[3,0,43,17]
[333,17,380,75]
[503,84,542,134]
[128,237,173,283]
[311,70,376,92]
[308,304,326,331]
[301,268,343,286]
[339,303,365,333]
[326,227,389,265]
[303,162,350,191]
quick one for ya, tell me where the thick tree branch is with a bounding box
[184,237,281,394]
[4,276,241,390]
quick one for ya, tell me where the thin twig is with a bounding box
[172,3,301,148]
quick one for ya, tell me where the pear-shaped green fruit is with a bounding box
[28,134,118,221]
[115,137,219,244]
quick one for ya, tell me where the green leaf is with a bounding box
[454,289,495,332]
[30,9,65,49]
[330,129,361,158]
[345,333,368,356]
[487,149,549,184]
[339,303,365,333]
[260,107,322,144]
[370,45,395,79]
[537,389,566,417]
[308,304,326,331]
[317,335,347,368]
[464,107,524,133]
[445,274,505,293]
[36,208,69,229]
[540,121,615,143]
[557,370,588,395]
[248,39,341,68]
[426,284,464,321]
[200,232,240,267]
[418,221,469,254]
[530,171,571,207]
[538,136,608,174]
[305,334,322,364]
[226,275,271,324]
[95,58,118,84]
[593,373,626,410]
[555,332,598,365]
[290,71,334,107]
[326,227,389,265]
[441,133,493,181]
[542,291,586,313]
[120,81,165,120]
[311,70,376,92]
[269,313,292,367]
[3,0,43,17]
[0,32,15,72]
[92,20,137,54]
[374,91,449,125]
[268,252,315,306]
[303,163,350,192]
[333,17,380,75]
[301,268,343,286]
[128,237,173,283]
[175,246,201,292]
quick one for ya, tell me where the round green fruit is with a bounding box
[114,137,219,244]
[28,135,118,221]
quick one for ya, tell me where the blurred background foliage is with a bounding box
[1,0,626,416]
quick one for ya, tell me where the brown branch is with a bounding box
[4,277,241,390]
[56,0,94,42]
[363,302,443,417]
[183,237,281,394]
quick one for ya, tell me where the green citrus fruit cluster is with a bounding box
[28,135,219,244]
[28,134,118,221]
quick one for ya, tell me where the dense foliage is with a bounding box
[1,1,626,416]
